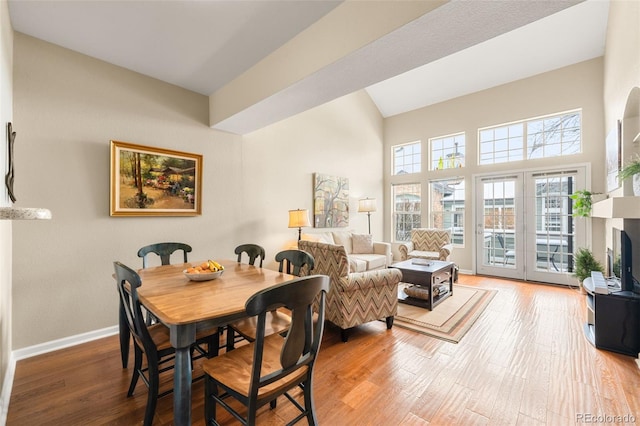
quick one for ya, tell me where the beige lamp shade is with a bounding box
[288,209,311,228]
[288,209,311,241]
[358,198,377,213]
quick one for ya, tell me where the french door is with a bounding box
[475,167,587,285]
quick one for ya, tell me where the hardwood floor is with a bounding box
[7,275,640,425]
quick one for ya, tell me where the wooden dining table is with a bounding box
[134,259,293,426]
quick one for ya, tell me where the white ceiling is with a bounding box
[8,0,609,131]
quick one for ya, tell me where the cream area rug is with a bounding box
[394,284,496,343]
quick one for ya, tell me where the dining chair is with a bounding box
[114,261,219,426]
[275,249,315,276]
[226,249,315,351]
[119,242,193,368]
[137,242,192,268]
[234,243,265,268]
[203,274,330,425]
[226,243,267,351]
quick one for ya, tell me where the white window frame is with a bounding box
[478,110,582,165]
[392,141,422,175]
[392,183,421,242]
[429,177,465,246]
[430,132,465,170]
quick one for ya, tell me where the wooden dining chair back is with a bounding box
[234,243,265,268]
[203,274,330,425]
[275,249,315,276]
[114,261,218,426]
[119,242,192,368]
[227,244,274,351]
[137,242,192,268]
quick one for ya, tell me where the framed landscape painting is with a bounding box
[110,140,202,216]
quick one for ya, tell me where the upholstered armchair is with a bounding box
[298,240,402,342]
[398,228,453,261]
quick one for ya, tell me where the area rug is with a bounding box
[394,284,496,343]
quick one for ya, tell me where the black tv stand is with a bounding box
[583,276,640,357]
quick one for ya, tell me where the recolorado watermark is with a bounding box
[576,413,636,423]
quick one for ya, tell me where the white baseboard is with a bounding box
[0,326,118,425]
[12,326,118,361]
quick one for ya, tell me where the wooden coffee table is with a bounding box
[391,259,454,310]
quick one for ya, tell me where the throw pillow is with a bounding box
[352,233,374,254]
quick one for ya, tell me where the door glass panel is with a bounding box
[533,174,575,273]
[482,179,516,268]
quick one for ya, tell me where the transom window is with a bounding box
[429,178,465,245]
[430,133,465,170]
[393,184,421,241]
[479,110,581,165]
[393,141,421,175]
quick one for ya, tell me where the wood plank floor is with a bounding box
[7,275,640,425]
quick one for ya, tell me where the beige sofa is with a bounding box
[301,230,391,272]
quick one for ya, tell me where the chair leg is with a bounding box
[127,346,143,397]
[207,332,220,358]
[303,376,318,426]
[385,316,394,329]
[119,303,130,368]
[204,376,217,423]
[144,357,159,426]
[226,328,236,352]
[340,328,349,343]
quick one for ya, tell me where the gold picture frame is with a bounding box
[110,140,202,216]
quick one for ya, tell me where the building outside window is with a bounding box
[393,183,421,241]
[429,178,465,245]
[430,133,465,170]
[393,141,421,175]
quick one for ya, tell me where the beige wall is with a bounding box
[0,0,13,389]
[603,0,640,268]
[384,58,605,271]
[11,33,383,349]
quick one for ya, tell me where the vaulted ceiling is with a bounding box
[8,0,608,134]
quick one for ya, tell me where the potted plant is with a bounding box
[569,190,595,217]
[618,154,640,196]
[573,247,604,291]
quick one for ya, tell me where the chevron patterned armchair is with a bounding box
[398,228,453,262]
[298,240,402,342]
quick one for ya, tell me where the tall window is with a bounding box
[393,184,421,241]
[430,133,465,170]
[393,142,421,175]
[429,178,465,245]
[479,110,581,165]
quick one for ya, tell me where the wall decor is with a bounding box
[110,140,202,216]
[5,122,16,202]
[605,119,622,192]
[313,173,349,228]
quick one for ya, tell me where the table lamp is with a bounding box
[358,198,376,234]
[288,209,311,241]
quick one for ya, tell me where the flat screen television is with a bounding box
[611,227,635,292]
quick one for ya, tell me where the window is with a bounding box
[430,133,465,170]
[479,110,581,165]
[393,184,421,241]
[429,178,465,245]
[393,142,421,175]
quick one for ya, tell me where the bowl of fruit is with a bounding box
[184,260,225,281]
